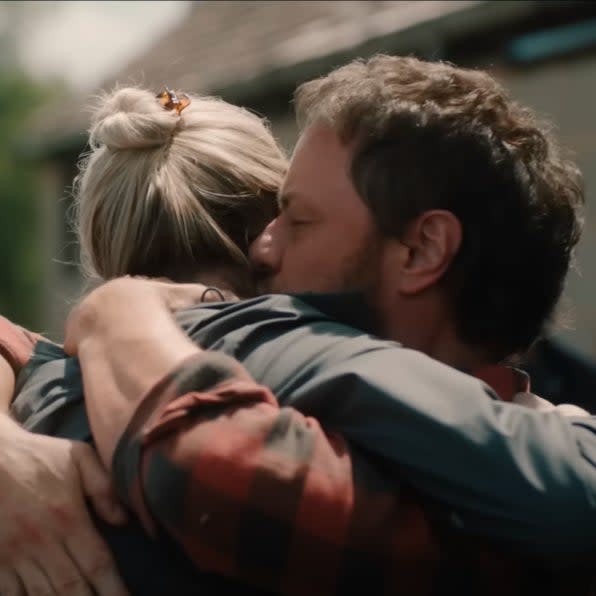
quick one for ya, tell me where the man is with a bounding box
[62,55,596,594]
[2,55,596,595]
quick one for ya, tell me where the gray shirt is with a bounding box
[12,293,596,561]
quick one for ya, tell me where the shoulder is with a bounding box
[175,294,347,343]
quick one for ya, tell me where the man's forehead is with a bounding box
[292,125,345,157]
[278,125,359,217]
[281,125,355,203]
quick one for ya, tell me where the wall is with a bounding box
[496,53,596,356]
[37,155,83,340]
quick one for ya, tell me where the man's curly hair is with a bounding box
[295,55,584,359]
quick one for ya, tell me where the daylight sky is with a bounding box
[12,1,191,90]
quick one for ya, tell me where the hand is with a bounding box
[149,277,238,306]
[63,277,205,468]
[0,419,129,595]
[64,276,236,357]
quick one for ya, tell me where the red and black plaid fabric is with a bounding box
[112,353,539,595]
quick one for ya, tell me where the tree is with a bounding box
[0,71,49,328]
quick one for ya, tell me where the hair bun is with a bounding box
[89,87,180,150]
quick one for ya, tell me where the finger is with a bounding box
[64,527,128,596]
[14,558,55,595]
[73,443,127,525]
[163,283,207,310]
[33,543,93,596]
[0,567,24,596]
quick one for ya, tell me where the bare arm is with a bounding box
[64,279,200,467]
[0,315,129,596]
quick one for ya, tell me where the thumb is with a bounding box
[73,442,128,525]
[159,282,207,311]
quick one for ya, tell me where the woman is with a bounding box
[8,84,288,414]
[75,85,284,292]
[0,84,288,596]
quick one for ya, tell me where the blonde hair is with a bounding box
[74,86,287,283]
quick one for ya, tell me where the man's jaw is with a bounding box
[253,274,275,296]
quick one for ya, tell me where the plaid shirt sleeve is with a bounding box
[0,316,44,376]
[112,351,442,595]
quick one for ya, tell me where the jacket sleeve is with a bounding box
[110,348,596,577]
[111,352,441,595]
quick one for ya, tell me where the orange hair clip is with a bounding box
[156,87,191,115]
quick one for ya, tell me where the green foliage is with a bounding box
[0,71,49,328]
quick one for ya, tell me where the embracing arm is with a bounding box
[76,353,441,595]
[0,315,129,596]
[68,279,596,594]
[68,279,442,594]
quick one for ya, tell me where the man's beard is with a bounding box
[252,239,383,298]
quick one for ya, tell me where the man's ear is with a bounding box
[395,210,462,295]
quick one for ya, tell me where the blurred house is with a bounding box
[24,0,596,371]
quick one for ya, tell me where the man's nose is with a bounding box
[249,218,281,276]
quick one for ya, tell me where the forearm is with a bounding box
[66,278,224,468]
[77,310,199,468]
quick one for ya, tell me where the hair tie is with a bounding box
[156,87,191,115]
[200,286,226,302]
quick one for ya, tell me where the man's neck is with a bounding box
[381,295,494,371]
[423,334,492,371]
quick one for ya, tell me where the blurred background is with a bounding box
[2,0,596,407]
